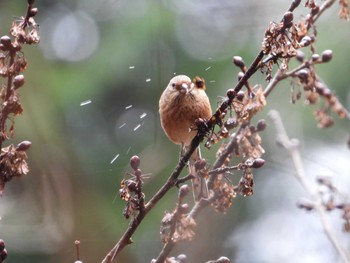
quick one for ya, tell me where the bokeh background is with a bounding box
[1,0,350,262]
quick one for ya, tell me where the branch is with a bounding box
[103,0,346,261]
[269,109,350,263]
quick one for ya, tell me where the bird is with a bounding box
[159,75,212,201]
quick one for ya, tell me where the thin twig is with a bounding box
[269,109,350,263]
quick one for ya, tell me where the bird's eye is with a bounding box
[171,83,176,88]
[195,79,204,88]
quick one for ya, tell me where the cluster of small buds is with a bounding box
[119,155,145,219]
[0,239,7,263]
[233,56,254,97]
[292,48,347,128]
[160,185,196,244]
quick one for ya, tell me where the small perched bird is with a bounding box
[159,75,212,201]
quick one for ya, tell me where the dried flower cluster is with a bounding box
[0,0,39,193]
[261,0,349,129]
[339,0,350,20]
[291,49,348,128]
[160,185,196,244]
[208,120,266,212]
[119,155,145,219]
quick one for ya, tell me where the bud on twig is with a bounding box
[179,185,190,198]
[130,155,140,171]
[236,91,245,101]
[256,119,267,131]
[290,0,302,12]
[311,54,320,62]
[226,89,236,100]
[300,36,312,47]
[0,36,11,50]
[13,74,25,89]
[283,11,294,28]
[321,50,333,62]
[311,5,320,17]
[16,140,32,151]
[296,69,309,80]
[232,56,245,69]
[237,72,245,82]
[28,7,38,17]
[251,158,265,168]
[296,50,305,62]
[179,203,190,214]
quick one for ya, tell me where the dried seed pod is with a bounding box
[13,74,25,89]
[256,119,267,131]
[290,0,302,11]
[311,5,320,17]
[321,50,333,62]
[16,140,32,151]
[225,117,236,130]
[179,185,190,198]
[296,69,309,80]
[300,36,312,47]
[29,7,38,17]
[226,89,236,100]
[232,56,245,68]
[311,53,320,62]
[236,91,245,101]
[0,35,11,50]
[129,155,140,170]
[296,50,305,62]
[283,11,294,27]
[179,203,190,214]
[237,71,245,81]
[251,158,265,168]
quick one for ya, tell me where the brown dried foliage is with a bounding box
[0,0,40,194]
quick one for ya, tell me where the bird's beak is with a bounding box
[177,81,192,95]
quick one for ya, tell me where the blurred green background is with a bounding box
[1,0,350,262]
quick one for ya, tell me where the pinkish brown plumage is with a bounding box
[159,75,212,201]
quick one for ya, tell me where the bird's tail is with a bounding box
[186,146,208,202]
